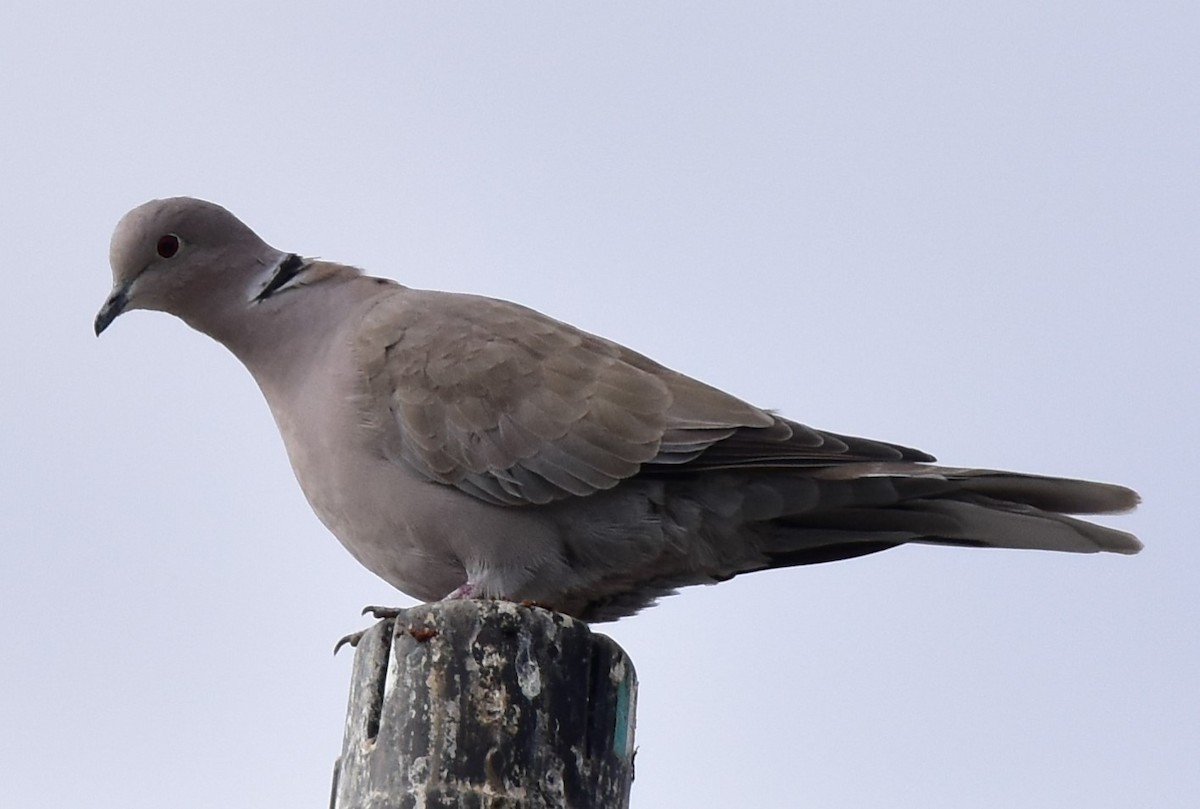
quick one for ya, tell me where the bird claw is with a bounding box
[360,604,404,619]
[332,605,405,655]
[333,630,368,656]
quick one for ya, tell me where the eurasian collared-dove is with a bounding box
[96,197,1140,621]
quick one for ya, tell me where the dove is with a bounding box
[95,197,1140,621]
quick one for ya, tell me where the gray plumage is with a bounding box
[96,197,1141,621]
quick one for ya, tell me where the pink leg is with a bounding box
[442,582,479,600]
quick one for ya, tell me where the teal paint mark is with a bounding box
[612,674,634,758]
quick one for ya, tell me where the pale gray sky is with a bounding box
[1,3,1195,807]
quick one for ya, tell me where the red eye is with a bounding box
[156,234,180,259]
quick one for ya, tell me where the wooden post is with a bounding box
[330,600,637,809]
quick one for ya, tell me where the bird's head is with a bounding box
[95,197,292,338]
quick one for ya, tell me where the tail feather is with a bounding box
[911,495,1143,554]
[930,468,1140,515]
[813,462,1139,512]
[757,465,1142,565]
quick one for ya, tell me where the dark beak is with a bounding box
[94,283,131,336]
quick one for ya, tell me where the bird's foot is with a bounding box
[332,605,405,655]
[333,630,367,656]
[440,585,548,612]
[360,604,404,620]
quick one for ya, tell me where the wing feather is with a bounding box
[354,288,937,506]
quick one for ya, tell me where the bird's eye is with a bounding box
[156,234,181,259]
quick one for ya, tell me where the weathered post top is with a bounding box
[331,600,638,809]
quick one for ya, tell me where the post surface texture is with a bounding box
[332,600,637,809]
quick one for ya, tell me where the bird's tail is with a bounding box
[757,464,1141,567]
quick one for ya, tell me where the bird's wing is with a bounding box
[355,288,933,506]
